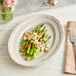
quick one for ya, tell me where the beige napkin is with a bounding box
[64,21,76,74]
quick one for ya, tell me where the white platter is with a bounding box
[8,14,63,66]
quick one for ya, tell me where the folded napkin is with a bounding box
[64,21,76,74]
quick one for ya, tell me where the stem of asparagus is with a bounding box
[45,36,51,43]
[20,40,29,52]
[23,51,27,56]
[39,26,46,37]
[22,40,30,55]
[29,43,34,55]
[26,56,32,61]
[33,23,44,33]
[20,47,25,52]
[26,43,31,54]
[20,23,51,61]
[33,47,40,59]
[37,30,47,41]
[41,33,48,43]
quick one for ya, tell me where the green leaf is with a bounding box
[0,0,4,5]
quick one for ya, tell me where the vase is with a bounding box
[0,5,15,23]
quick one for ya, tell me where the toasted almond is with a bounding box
[45,43,50,48]
[44,48,49,52]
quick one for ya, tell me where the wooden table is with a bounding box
[0,5,76,76]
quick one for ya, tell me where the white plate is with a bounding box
[8,14,63,66]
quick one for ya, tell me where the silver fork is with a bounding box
[70,27,76,69]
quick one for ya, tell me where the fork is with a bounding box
[70,27,76,69]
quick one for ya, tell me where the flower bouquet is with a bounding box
[0,0,18,23]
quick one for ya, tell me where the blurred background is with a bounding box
[16,0,76,15]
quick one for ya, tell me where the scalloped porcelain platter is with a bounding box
[8,14,63,66]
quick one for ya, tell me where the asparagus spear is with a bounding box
[23,51,27,56]
[39,26,46,37]
[37,30,47,41]
[22,41,31,56]
[22,40,29,47]
[42,30,47,37]
[25,44,34,60]
[20,40,28,52]
[41,34,48,43]
[43,34,48,40]
[26,49,37,60]
[20,47,25,52]
[26,43,31,54]
[29,43,34,55]
[42,33,46,37]
[26,56,32,61]
[39,23,44,27]
[20,40,30,55]
[22,40,27,47]
[33,23,44,33]
[45,35,48,38]
[45,36,51,43]
[26,45,40,60]
[33,47,40,59]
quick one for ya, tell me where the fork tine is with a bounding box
[70,27,73,40]
[70,26,76,43]
[70,27,72,38]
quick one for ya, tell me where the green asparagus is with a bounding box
[37,30,47,41]
[33,23,44,33]
[26,56,32,61]
[29,43,34,55]
[23,51,27,56]
[26,43,31,54]
[42,34,48,43]
[22,40,29,47]
[20,23,51,61]
[20,40,27,52]
[39,26,46,36]
[22,40,26,47]
[20,47,25,52]
[45,36,51,43]
[33,47,40,59]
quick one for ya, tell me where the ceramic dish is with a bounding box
[8,14,63,66]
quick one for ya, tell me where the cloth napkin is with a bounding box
[64,21,76,74]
